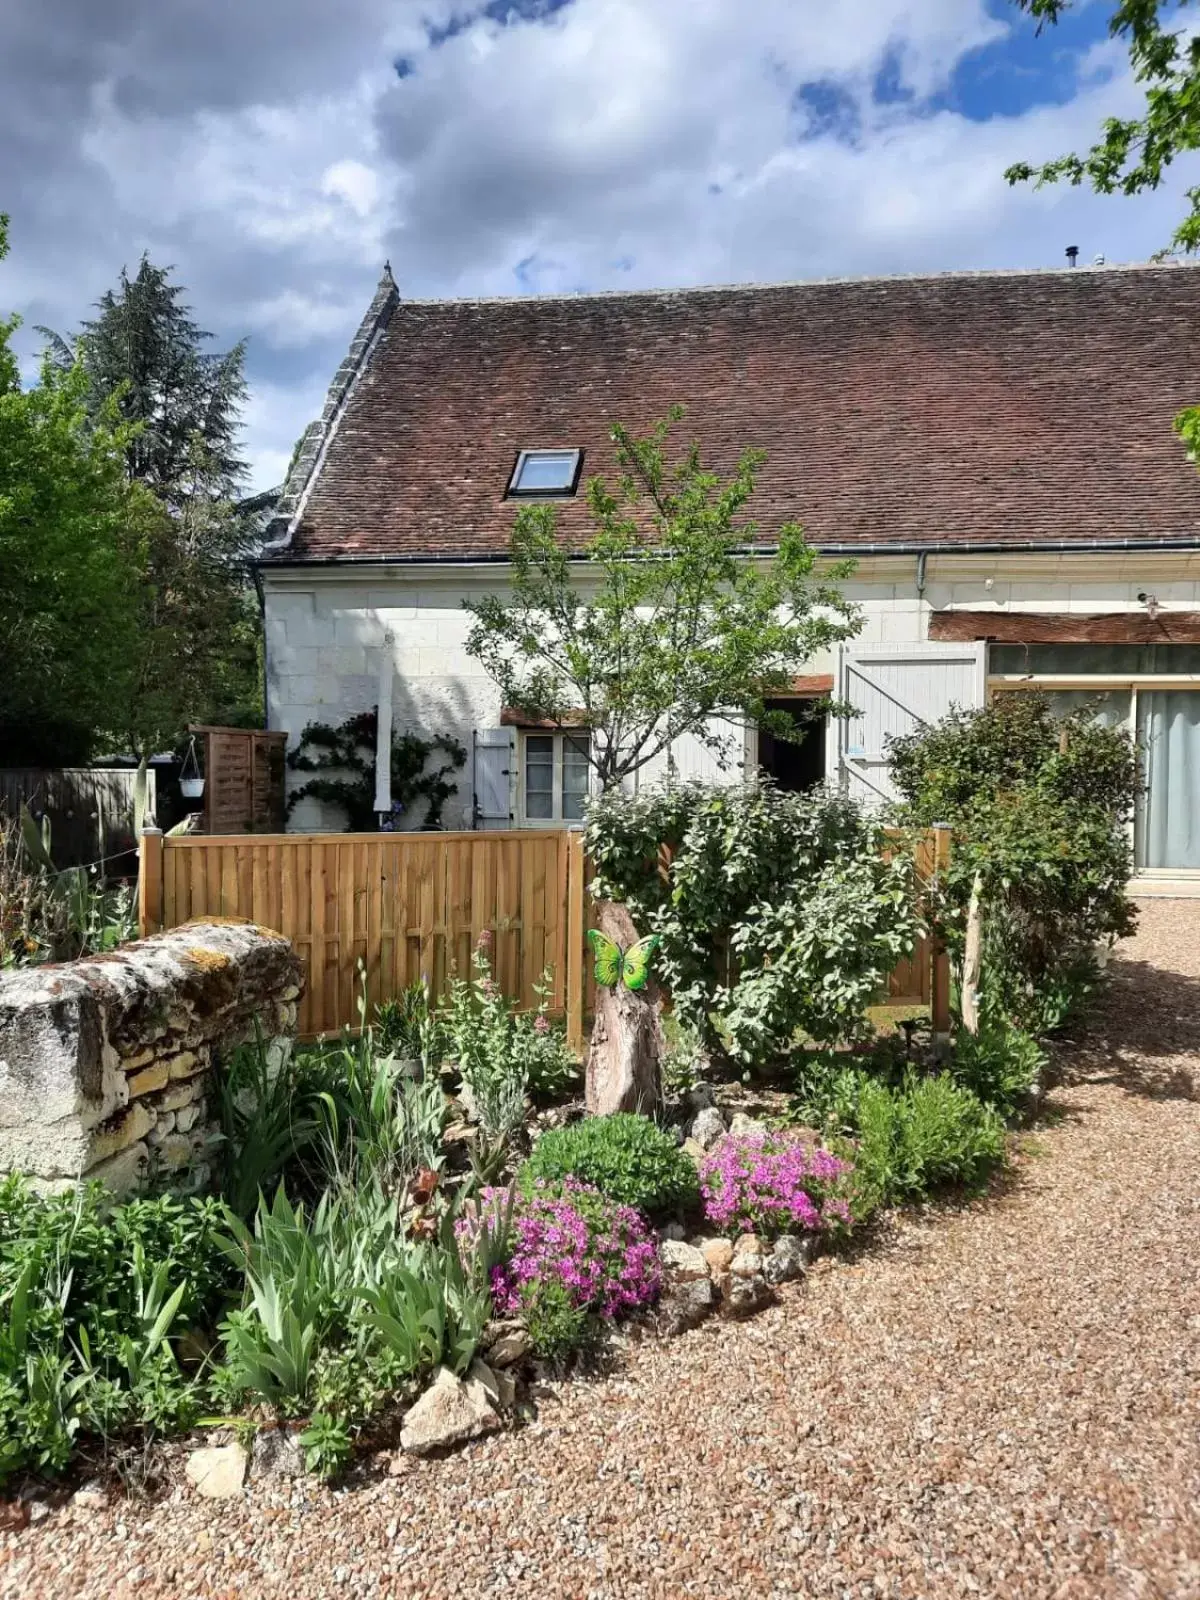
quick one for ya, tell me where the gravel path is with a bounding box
[4,902,1199,1600]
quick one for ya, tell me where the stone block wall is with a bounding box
[0,920,303,1194]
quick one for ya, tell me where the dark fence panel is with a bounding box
[0,768,155,874]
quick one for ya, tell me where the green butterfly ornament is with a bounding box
[586,930,662,992]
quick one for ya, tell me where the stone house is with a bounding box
[259,261,1200,890]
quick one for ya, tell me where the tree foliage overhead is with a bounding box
[465,410,860,793]
[1006,2,1200,252]
[0,215,144,763]
[1006,2,1200,455]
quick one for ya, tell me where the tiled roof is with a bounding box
[269,262,1200,563]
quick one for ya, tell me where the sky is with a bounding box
[1,0,1195,492]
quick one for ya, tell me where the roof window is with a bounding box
[507,448,583,497]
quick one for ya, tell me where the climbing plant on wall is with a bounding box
[285,710,466,832]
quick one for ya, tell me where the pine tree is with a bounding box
[42,256,247,511]
[40,257,261,755]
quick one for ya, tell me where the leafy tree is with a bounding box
[888,693,1139,1032]
[0,215,144,763]
[42,256,261,753]
[41,255,247,511]
[1006,6,1200,482]
[464,410,859,793]
[1006,1,1200,254]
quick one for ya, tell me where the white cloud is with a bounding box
[1,0,1196,490]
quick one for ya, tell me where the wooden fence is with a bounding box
[139,825,950,1047]
[0,767,155,872]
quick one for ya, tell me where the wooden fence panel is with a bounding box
[148,825,949,1044]
[0,767,153,872]
[156,831,572,1038]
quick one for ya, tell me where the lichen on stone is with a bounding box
[181,948,232,973]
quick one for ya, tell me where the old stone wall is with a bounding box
[0,920,303,1194]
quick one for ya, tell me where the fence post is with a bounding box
[565,830,586,1053]
[930,823,953,1056]
[138,826,164,938]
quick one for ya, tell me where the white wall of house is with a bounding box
[264,551,1200,833]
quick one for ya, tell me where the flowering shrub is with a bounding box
[459,1180,660,1355]
[699,1130,853,1237]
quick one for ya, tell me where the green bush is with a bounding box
[887,693,1138,1032]
[520,1113,699,1219]
[950,1022,1046,1116]
[0,1178,232,1484]
[846,1073,1006,1212]
[586,782,920,1068]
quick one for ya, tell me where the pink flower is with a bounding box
[458,1181,661,1322]
[698,1130,853,1239]
[534,1014,551,1035]
[477,928,493,948]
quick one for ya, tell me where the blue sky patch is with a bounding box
[931,0,1115,122]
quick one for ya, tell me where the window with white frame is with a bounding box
[521,731,590,823]
[507,448,583,498]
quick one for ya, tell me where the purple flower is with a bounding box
[459,1180,661,1322]
[698,1131,853,1239]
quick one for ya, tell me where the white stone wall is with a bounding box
[264,552,1200,831]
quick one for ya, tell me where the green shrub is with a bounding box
[586,783,921,1068]
[520,1113,699,1219]
[887,693,1138,1032]
[375,980,445,1067]
[212,1185,488,1456]
[950,1022,1046,1116]
[847,1073,1007,1212]
[0,1178,231,1485]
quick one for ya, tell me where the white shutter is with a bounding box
[837,641,986,808]
[472,728,515,830]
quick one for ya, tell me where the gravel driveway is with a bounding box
[4,901,1199,1600]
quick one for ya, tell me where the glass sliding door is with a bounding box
[1136,692,1200,871]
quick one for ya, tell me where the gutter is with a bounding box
[255,535,1200,572]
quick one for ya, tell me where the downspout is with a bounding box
[374,632,395,825]
[915,550,928,599]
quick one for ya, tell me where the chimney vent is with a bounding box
[1065,245,1079,267]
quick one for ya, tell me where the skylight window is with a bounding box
[507,448,583,497]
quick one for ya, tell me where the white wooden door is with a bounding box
[837,642,986,807]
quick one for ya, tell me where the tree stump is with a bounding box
[585,900,665,1116]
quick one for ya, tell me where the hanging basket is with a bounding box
[179,735,205,802]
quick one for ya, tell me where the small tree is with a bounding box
[465,410,859,793]
[888,693,1139,1032]
[466,412,860,1112]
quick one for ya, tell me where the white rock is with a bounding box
[185,1444,247,1500]
[399,1363,503,1455]
[690,1107,727,1150]
[729,1112,766,1137]
[660,1239,709,1283]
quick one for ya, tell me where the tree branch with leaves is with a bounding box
[464,409,860,794]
